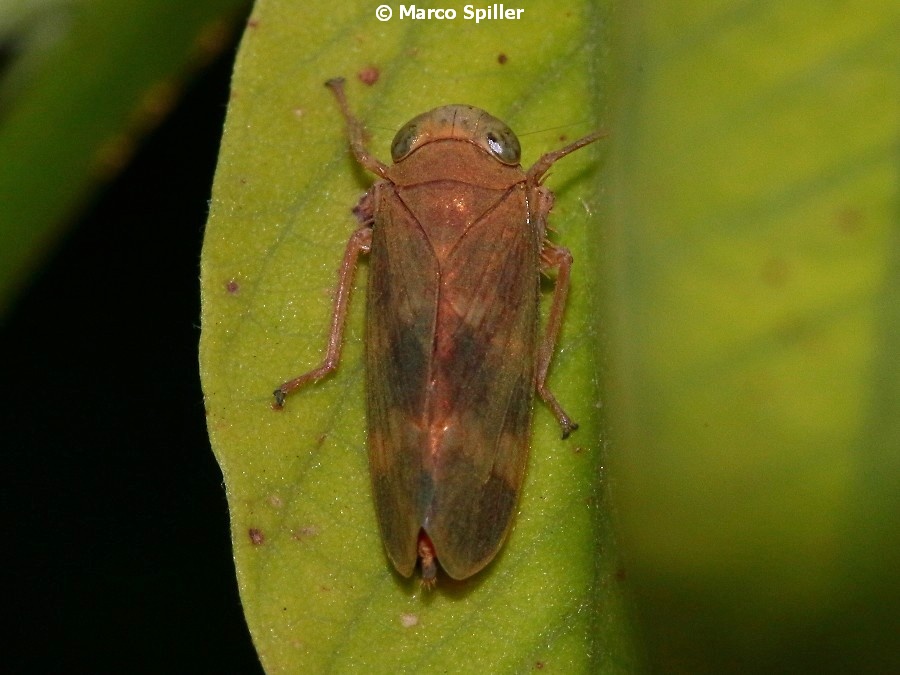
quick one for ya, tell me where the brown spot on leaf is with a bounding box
[291,525,319,540]
[248,528,265,545]
[193,18,232,61]
[497,53,508,65]
[761,256,790,287]
[358,66,380,85]
[836,207,864,234]
[92,133,136,176]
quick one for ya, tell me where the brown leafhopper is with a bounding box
[275,78,602,587]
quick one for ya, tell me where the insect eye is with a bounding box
[391,123,418,161]
[485,127,521,165]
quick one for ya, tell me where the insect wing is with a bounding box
[424,186,542,579]
[365,183,439,577]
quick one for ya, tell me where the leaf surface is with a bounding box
[200,1,631,672]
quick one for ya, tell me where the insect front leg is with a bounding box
[273,225,372,408]
[537,242,578,439]
[325,78,389,179]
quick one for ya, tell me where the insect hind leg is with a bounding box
[536,243,579,439]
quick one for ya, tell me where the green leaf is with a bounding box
[203,0,899,671]
[602,3,900,672]
[200,0,634,672]
[0,0,246,315]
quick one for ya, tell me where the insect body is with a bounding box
[275,78,602,586]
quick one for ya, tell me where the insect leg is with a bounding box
[325,78,390,179]
[273,225,372,408]
[536,243,578,439]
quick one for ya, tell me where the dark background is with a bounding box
[3,39,263,673]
